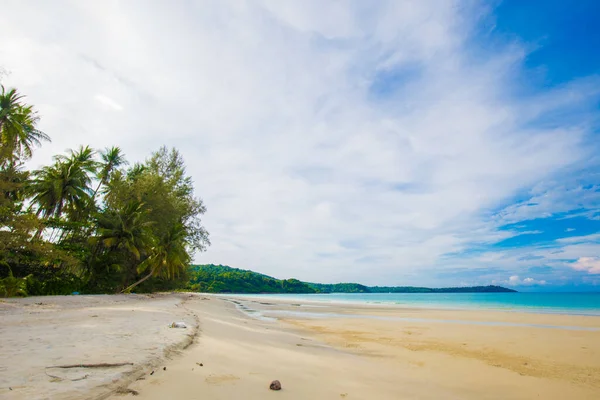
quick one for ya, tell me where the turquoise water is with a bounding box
[232,292,600,316]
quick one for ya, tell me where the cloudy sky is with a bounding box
[2,0,599,290]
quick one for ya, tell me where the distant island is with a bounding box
[187,264,517,294]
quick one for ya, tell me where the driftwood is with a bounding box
[46,362,134,369]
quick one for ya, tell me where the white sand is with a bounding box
[0,294,198,400]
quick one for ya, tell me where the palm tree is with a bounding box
[91,146,127,204]
[92,201,154,268]
[57,145,98,174]
[29,149,95,238]
[59,146,98,220]
[0,85,50,165]
[122,222,190,293]
[30,159,93,220]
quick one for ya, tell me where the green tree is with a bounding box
[91,146,127,204]
[0,163,79,288]
[145,147,210,253]
[1,85,210,296]
[29,147,95,230]
[92,201,153,263]
[122,223,190,293]
[0,85,50,166]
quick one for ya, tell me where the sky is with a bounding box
[1,0,599,291]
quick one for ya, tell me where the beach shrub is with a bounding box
[0,268,32,297]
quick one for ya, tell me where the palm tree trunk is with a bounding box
[120,268,155,293]
[90,180,103,207]
[82,179,105,238]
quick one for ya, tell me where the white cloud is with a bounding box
[557,234,600,244]
[497,275,547,286]
[0,1,598,284]
[572,257,600,274]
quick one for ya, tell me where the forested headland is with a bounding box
[0,85,209,296]
[187,264,516,294]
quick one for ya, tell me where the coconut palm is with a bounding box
[0,85,50,165]
[122,222,190,293]
[29,148,95,239]
[91,146,127,203]
[92,201,154,263]
[59,145,98,172]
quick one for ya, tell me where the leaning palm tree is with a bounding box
[91,146,127,204]
[0,85,50,165]
[122,222,190,293]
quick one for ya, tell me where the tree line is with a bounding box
[0,85,209,296]
[188,264,317,293]
[186,265,516,294]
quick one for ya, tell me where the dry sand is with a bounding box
[2,294,600,399]
[0,294,198,400]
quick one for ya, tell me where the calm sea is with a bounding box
[231,292,600,316]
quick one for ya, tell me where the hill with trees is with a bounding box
[187,265,516,294]
[187,264,316,293]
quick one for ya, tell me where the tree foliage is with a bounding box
[187,264,317,294]
[0,85,209,296]
[0,85,50,166]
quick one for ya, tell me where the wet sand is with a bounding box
[2,294,599,399]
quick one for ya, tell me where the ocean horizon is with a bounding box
[228,292,600,316]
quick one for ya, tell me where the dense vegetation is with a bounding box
[306,283,369,293]
[187,265,516,294]
[306,284,516,293]
[0,85,209,296]
[366,285,516,293]
[187,264,316,293]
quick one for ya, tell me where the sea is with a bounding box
[231,292,600,316]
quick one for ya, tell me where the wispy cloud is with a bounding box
[1,1,598,286]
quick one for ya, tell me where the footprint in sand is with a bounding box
[205,374,240,385]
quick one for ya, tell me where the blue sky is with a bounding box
[492,0,600,87]
[1,0,599,291]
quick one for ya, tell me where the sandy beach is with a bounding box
[2,294,599,399]
[0,294,199,400]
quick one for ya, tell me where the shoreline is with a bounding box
[214,292,600,317]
